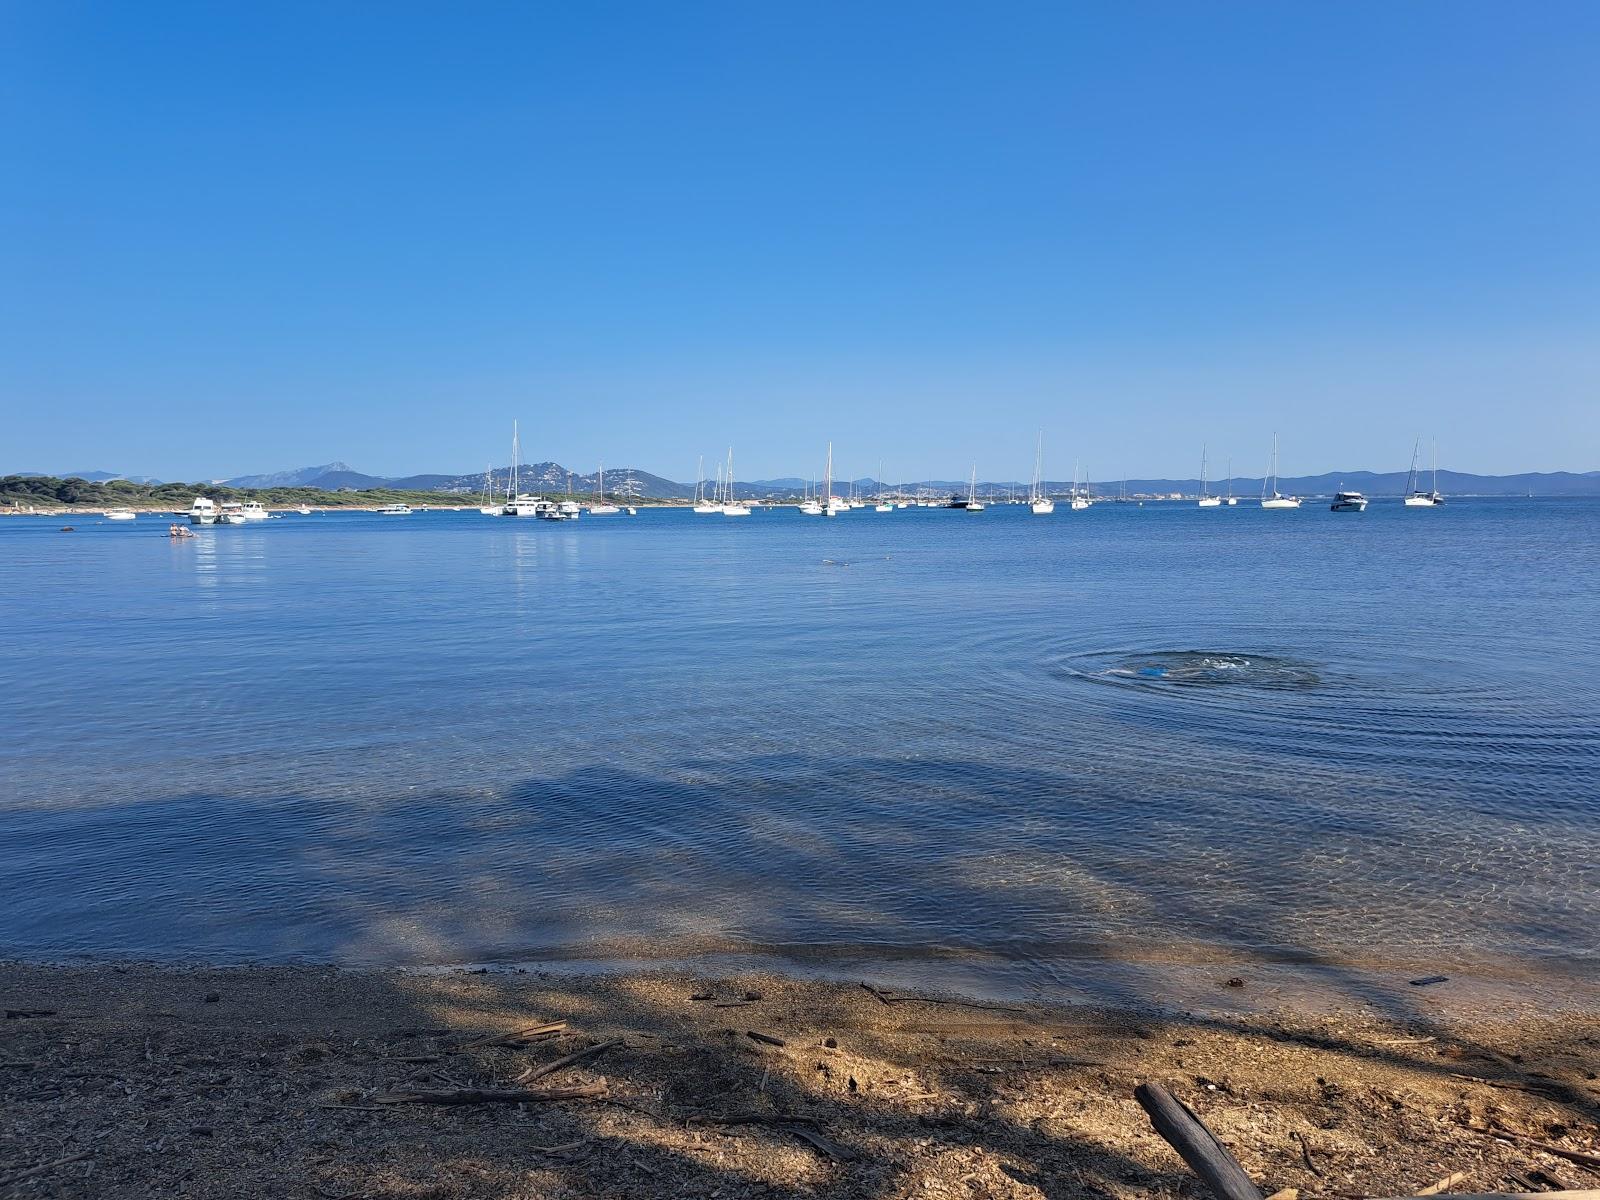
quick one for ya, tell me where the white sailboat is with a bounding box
[1069,462,1090,510]
[589,462,621,514]
[873,460,893,511]
[692,456,720,514]
[1260,434,1301,508]
[1403,440,1445,506]
[478,463,500,515]
[1029,432,1054,514]
[821,443,846,516]
[721,448,751,515]
[1225,457,1237,505]
[1197,445,1221,507]
[502,421,546,516]
[965,467,985,512]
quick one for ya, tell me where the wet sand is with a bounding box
[2,963,1597,1198]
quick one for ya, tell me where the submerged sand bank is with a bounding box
[2,962,1597,1198]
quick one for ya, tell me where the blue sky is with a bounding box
[3,1,1598,482]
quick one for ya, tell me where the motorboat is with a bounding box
[217,501,249,524]
[557,500,582,519]
[240,501,270,520]
[504,493,545,517]
[188,497,218,525]
[296,506,314,516]
[1330,489,1368,512]
[376,503,412,515]
[105,508,137,521]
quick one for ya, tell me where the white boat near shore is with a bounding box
[105,508,137,520]
[1261,434,1301,508]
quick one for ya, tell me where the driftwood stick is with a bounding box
[1456,1125,1600,1174]
[375,1080,607,1106]
[1417,1171,1470,1195]
[0,1151,93,1188]
[514,1039,623,1084]
[1135,1082,1263,1200]
[454,1020,567,1051]
[857,981,1025,1013]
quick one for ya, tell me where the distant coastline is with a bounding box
[5,466,1599,512]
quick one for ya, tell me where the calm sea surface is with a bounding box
[3,501,1597,997]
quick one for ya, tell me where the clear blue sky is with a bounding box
[4,1,1598,483]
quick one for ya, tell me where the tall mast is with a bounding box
[824,442,833,503]
[1201,444,1209,499]
[509,421,520,500]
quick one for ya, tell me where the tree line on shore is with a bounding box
[0,474,634,509]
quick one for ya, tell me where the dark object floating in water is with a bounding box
[1408,975,1449,987]
[1225,977,1245,988]
[59,526,75,532]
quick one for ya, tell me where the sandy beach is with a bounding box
[2,963,1596,1198]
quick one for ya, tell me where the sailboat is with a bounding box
[1197,445,1221,507]
[621,469,639,515]
[1069,462,1090,510]
[822,443,847,516]
[798,475,822,516]
[502,421,545,516]
[478,463,500,516]
[692,456,719,513]
[1260,434,1301,508]
[873,460,893,511]
[589,462,621,514]
[1030,432,1054,514]
[964,467,985,512]
[721,448,751,515]
[1403,440,1445,506]
[1225,457,1237,505]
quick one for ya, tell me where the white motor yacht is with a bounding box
[105,508,137,521]
[503,493,545,517]
[240,501,270,520]
[188,497,218,525]
[376,503,412,515]
[1330,489,1368,512]
[217,501,249,524]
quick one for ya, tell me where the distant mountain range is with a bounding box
[19,464,1600,498]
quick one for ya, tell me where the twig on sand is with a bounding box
[1448,1073,1561,1097]
[688,1112,854,1161]
[746,1030,787,1047]
[0,1151,92,1188]
[513,1039,623,1084]
[530,1140,587,1154]
[859,981,1025,1013]
[1373,1036,1438,1047]
[1292,1131,1324,1178]
[1417,1170,1470,1195]
[375,1081,608,1106]
[454,1021,567,1051]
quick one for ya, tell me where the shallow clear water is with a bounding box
[3,500,1597,991]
